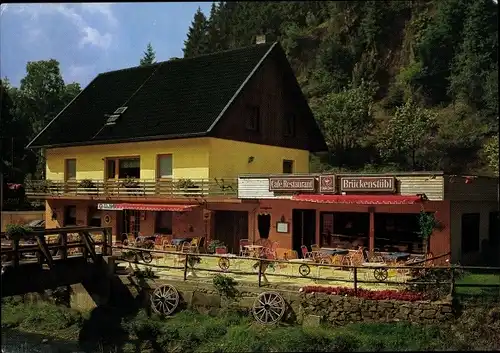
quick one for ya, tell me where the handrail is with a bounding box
[24,178,238,198]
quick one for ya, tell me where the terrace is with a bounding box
[24,178,238,199]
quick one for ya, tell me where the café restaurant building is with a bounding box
[237,172,499,265]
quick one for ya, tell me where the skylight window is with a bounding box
[104,114,120,126]
[114,106,128,114]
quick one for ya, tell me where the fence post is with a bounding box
[12,238,19,268]
[60,232,67,260]
[353,266,358,296]
[449,265,455,297]
[183,253,189,281]
[258,259,262,287]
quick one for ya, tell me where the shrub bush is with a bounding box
[301,286,427,302]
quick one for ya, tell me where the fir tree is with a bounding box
[183,7,210,58]
[140,43,156,66]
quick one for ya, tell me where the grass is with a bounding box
[455,271,500,299]
[2,297,500,352]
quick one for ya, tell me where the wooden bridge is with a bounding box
[1,226,113,297]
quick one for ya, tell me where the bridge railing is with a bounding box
[1,226,112,269]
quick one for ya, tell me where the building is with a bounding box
[237,172,499,265]
[25,42,327,252]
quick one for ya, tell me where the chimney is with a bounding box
[256,34,266,45]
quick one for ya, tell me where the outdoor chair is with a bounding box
[239,239,250,257]
[311,244,320,252]
[190,238,200,253]
[159,244,177,266]
[300,245,315,260]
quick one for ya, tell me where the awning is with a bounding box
[116,203,197,212]
[291,194,422,205]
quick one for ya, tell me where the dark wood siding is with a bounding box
[211,49,326,152]
[213,211,248,253]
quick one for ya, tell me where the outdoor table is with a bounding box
[320,248,349,256]
[171,238,193,246]
[244,245,263,257]
[384,252,410,262]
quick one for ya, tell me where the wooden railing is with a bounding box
[1,226,112,269]
[24,178,238,198]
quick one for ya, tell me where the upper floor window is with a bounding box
[106,157,140,179]
[284,114,295,137]
[283,160,294,174]
[65,159,76,181]
[157,154,173,179]
[245,105,260,131]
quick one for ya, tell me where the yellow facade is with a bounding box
[45,137,310,180]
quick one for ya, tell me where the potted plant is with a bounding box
[176,178,199,196]
[5,224,32,241]
[78,179,97,195]
[207,239,225,254]
[418,210,441,255]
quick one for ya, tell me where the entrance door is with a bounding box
[122,210,141,237]
[214,211,248,254]
[292,209,316,255]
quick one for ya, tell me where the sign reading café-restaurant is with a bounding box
[269,176,316,192]
[340,176,396,193]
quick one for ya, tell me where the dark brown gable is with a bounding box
[209,46,327,152]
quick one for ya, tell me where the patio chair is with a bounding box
[239,239,250,257]
[190,237,200,253]
[300,245,315,260]
[311,244,320,252]
[173,242,191,267]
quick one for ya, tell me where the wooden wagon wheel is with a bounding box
[299,264,311,277]
[218,257,230,271]
[373,267,388,282]
[252,291,286,325]
[141,251,153,264]
[151,284,179,316]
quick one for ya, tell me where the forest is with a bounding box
[1,0,498,186]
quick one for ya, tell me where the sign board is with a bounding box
[340,177,396,193]
[98,203,123,211]
[276,222,289,233]
[269,177,316,192]
[319,175,336,193]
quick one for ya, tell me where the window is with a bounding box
[155,212,173,234]
[284,114,295,137]
[461,213,480,253]
[245,105,260,131]
[106,157,140,179]
[64,205,77,226]
[88,207,101,227]
[282,160,294,174]
[65,159,76,180]
[157,155,173,179]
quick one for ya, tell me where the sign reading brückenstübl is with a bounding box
[340,176,396,192]
[269,177,316,192]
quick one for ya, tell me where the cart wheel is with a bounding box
[141,251,153,263]
[252,291,286,325]
[218,257,230,271]
[374,268,388,282]
[150,284,179,316]
[299,264,311,277]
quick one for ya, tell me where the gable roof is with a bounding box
[28,42,324,150]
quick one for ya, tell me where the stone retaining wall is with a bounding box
[123,277,456,325]
[299,292,454,325]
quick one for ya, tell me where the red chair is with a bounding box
[301,245,315,260]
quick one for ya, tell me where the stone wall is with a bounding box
[122,277,456,325]
[299,292,455,325]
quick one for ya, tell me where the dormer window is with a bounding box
[245,105,260,131]
[284,113,295,137]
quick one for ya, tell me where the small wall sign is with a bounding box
[319,175,336,193]
[269,176,316,192]
[276,221,289,233]
[340,176,396,193]
[98,203,123,211]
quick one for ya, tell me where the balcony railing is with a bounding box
[24,178,238,198]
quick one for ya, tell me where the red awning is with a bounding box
[291,194,422,205]
[116,203,197,212]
